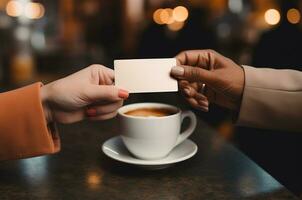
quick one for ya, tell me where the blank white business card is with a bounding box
[114,58,178,93]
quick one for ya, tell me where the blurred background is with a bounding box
[0,0,302,195]
[0,0,301,86]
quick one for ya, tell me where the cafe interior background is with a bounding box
[0,0,302,196]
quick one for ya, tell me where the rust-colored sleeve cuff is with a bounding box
[0,83,60,161]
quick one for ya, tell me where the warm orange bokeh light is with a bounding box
[87,172,102,189]
[173,6,189,22]
[287,8,301,24]
[264,9,280,25]
[6,0,22,17]
[160,8,174,24]
[153,8,164,25]
[167,21,185,31]
[25,2,45,19]
[154,6,189,26]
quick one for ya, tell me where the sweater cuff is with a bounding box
[0,83,60,160]
[31,82,61,157]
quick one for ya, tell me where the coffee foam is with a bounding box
[124,108,176,117]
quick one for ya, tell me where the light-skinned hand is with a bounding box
[40,64,129,124]
[171,50,244,112]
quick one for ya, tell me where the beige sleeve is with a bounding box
[237,65,302,132]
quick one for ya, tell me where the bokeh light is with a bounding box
[6,0,22,17]
[86,171,102,189]
[167,21,184,31]
[160,8,174,24]
[25,2,45,19]
[228,0,243,14]
[153,8,164,25]
[154,6,189,27]
[172,6,189,22]
[264,9,280,25]
[287,8,301,24]
[15,26,30,41]
[6,1,45,19]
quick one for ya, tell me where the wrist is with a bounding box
[40,85,53,124]
[232,65,245,112]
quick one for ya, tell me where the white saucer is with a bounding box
[102,136,198,170]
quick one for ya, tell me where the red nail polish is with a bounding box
[118,89,129,99]
[86,108,97,117]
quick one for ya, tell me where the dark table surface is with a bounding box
[0,113,298,200]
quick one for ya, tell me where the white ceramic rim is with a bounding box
[102,136,198,165]
[118,102,180,119]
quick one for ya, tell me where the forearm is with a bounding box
[237,66,302,132]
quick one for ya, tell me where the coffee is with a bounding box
[124,107,177,117]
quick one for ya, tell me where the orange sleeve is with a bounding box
[0,83,60,161]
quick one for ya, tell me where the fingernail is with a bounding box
[171,66,185,76]
[118,89,129,99]
[86,108,97,117]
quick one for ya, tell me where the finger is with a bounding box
[88,111,118,121]
[87,101,123,115]
[190,82,200,91]
[179,80,189,88]
[180,85,197,98]
[179,81,196,97]
[186,98,209,112]
[53,110,85,124]
[197,99,209,107]
[175,49,220,69]
[97,64,115,83]
[179,80,200,92]
[103,67,115,84]
[90,99,122,106]
[186,97,198,107]
[89,64,115,85]
[85,85,129,102]
[195,92,208,101]
[171,65,214,84]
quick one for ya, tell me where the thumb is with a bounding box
[171,65,214,84]
[85,85,129,102]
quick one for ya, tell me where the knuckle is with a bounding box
[206,49,217,54]
[88,64,99,72]
[178,50,187,56]
[207,50,218,59]
[188,68,201,80]
[96,107,106,114]
[89,64,102,70]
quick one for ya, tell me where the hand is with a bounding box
[40,64,129,124]
[170,50,244,111]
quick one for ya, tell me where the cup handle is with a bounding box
[175,111,197,147]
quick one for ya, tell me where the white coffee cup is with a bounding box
[118,103,197,160]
